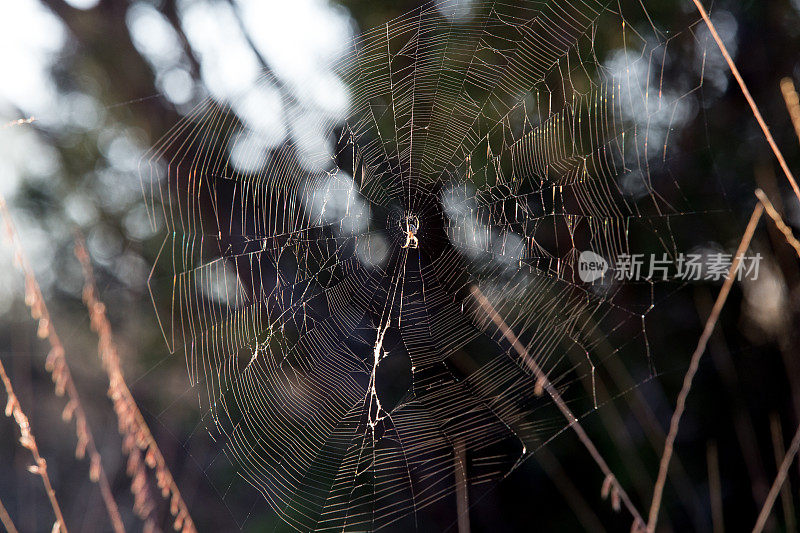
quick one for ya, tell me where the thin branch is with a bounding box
[755,188,800,259]
[587,320,702,529]
[754,164,800,288]
[161,0,202,79]
[565,342,656,511]
[691,0,800,204]
[768,414,797,533]
[0,494,19,533]
[0,196,125,533]
[222,0,292,99]
[647,202,764,532]
[469,285,646,530]
[74,237,196,533]
[753,421,800,533]
[0,357,68,533]
[695,286,771,506]
[781,78,800,146]
[706,441,724,533]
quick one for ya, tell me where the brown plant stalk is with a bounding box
[691,0,800,204]
[74,238,197,533]
[781,78,800,145]
[767,414,796,532]
[753,421,800,533]
[0,353,68,533]
[755,188,800,260]
[647,202,765,532]
[469,285,646,531]
[0,494,19,533]
[706,441,724,533]
[0,195,125,533]
[740,187,800,530]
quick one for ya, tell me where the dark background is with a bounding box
[1,0,800,531]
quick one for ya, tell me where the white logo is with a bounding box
[578,251,608,283]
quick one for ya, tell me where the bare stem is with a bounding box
[647,202,764,532]
[706,441,724,533]
[75,237,197,533]
[781,78,800,146]
[755,189,800,259]
[0,357,69,533]
[753,421,800,532]
[768,414,797,533]
[0,195,125,533]
[0,494,19,533]
[691,0,800,204]
[469,285,645,529]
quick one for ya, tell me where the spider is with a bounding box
[400,215,420,249]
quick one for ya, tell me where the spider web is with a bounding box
[142,0,709,530]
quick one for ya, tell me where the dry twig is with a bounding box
[755,189,800,259]
[753,421,800,532]
[647,203,764,531]
[781,78,800,145]
[75,238,197,533]
[706,441,724,533]
[768,414,796,533]
[470,285,646,531]
[0,491,19,533]
[0,355,68,533]
[0,196,124,533]
[691,0,800,204]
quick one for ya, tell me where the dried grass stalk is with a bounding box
[470,285,646,531]
[690,0,800,204]
[755,189,800,260]
[753,421,800,532]
[0,195,124,533]
[75,238,196,533]
[647,203,764,532]
[0,495,18,533]
[0,352,68,533]
[780,78,800,145]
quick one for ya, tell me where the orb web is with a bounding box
[142,1,709,530]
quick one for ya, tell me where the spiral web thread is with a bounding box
[142,1,708,530]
